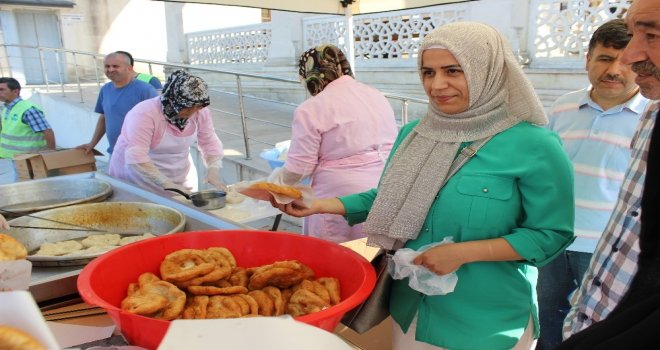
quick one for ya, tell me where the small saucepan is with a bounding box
[165,188,226,210]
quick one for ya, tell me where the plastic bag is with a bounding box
[391,237,458,296]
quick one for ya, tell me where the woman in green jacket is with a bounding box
[273,21,574,350]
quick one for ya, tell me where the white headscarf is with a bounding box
[363,21,547,249]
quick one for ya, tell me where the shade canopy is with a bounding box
[153,0,470,15]
[154,0,472,71]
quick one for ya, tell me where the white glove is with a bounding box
[0,214,9,230]
[204,157,227,191]
[205,166,227,191]
[267,166,306,186]
[131,162,170,187]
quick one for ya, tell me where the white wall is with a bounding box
[182,4,262,34]
[98,1,261,63]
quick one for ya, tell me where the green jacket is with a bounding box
[0,99,47,158]
[136,72,155,83]
[340,121,574,349]
[136,73,162,90]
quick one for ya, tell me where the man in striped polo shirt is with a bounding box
[536,18,651,349]
[0,77,55,159]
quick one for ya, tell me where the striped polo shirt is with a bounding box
[547,87,650,253]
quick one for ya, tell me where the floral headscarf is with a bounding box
[161,70,210,130]
[298,44,354,96]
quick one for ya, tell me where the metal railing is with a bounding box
[0,44,428,160]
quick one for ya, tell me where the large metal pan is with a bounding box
[6,202,186,267]
[0,178,113,217]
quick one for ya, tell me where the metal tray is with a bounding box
[6,201,186,267]
[0,178,113,217]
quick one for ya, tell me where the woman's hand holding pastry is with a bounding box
[270,198,316,217]
[270,198,345,218]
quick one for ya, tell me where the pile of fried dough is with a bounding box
[120,247,341,320]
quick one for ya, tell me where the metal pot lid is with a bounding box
[0,178,113,217]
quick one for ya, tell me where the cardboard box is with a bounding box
[13,148,101,180]
[335,317,393,350]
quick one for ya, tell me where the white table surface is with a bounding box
[172,195,281,226]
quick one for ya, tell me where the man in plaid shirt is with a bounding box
[562,0,660,345]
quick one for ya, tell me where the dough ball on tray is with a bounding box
[81,234,121,248]
[34,240,83,257]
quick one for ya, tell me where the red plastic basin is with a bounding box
[77,230,376,349]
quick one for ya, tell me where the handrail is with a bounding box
[0,44,427,158]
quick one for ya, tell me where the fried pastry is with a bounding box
[175,249,233,288]
[121,280,186,320]
[0,234,27,261]
[299,279,331,305]
[263,286,286,316]
[207,247,237,268]
[207,296,242,318]
[248,290,275,316]
[187,285,248,296]
[0,325,45,350]
[182,295,209,319]
[232,294,259,316]
[249,182,302,200]
[228,267,248,288]
[160,249,215,282]
[248,260,315,290]
[318,277,341,305]
[287,288,330,317]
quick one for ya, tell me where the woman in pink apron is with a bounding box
[108,70,224,196]
[269,45,398,243]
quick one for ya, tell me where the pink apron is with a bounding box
[305,146,391,243]
[126,120,198,193]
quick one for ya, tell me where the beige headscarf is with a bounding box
[363,21,547,249]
